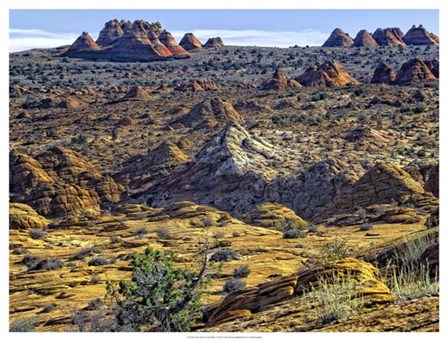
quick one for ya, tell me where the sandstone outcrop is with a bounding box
[179,33,203,50]
[403,25,438,45]
[394,58,437,85]
[159,30,188,55]
[64,32,100,57]
[424,164,439,197]
[95,19,124,47]
[168,98,243,130]
[122,85,151,101]
[10,148,124,218]
[242,203,307,231]
[371,62,396,84]
[174,79,221,92]
[262,68,302,90]
[424,59,439,78]
[373,28,405,46]
[146,123,278,216]
[296,60,359,87]
[322,28,354,47]
[10,203,51,230]
[204,37,224,48]
[353,30,378,47]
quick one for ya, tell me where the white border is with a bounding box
[1,1,446,340]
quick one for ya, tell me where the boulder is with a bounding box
[10,203,51,230]
[242,203,308,231]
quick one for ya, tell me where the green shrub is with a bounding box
[233,265,251,278]
[320,239,350,262]
[283,229,306,239]
[10,318,36,332]
[210,249,239,262]
[223,278,246,293]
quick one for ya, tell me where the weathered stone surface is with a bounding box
[167,97,243,130]
[146,123,278,217]
[174,79,221,92]
[296,60,359,87]
[394,58,437,85]
[322,28,354,47]
[96,19,124,47]
[373,28,406,46]
[262,68,302,90]
[121,85,151,101]
[424,59,439,78]
[159,30,188,55]
[10,203,51,230]
[64,32,100,57]
[242,202,307,231]
[353,30,378,47]
[371,62,396,84]
[424,164,439,197]
[204,37,224,48]
[403,25,438,45]
[179,33,203,50]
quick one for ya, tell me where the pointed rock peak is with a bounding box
[403,24,438,45]
[373,27,406,46]
[322,28,354,47]
[204,37,224,48]
[180,32,203,50]
[262,68,302,90]
[354,29,378,47]
[149,141,189,164]
[67,32,101,52]
[296,59,359,87]
[371,62,396,84]
[394,58,437,85]
[273,67,286,81]
[123,85,151,100]
[159,30,188,55]
[96,19,124,47]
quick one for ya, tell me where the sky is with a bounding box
[9,9,439,52]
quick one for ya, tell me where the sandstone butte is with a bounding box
[322,28,354,47]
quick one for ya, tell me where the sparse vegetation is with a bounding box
[233,265,251,278]
[223,277,246,293]
[210,248,239,262]
[10,318,36,332]
[283,229,307,239]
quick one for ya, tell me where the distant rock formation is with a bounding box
[296,60,359,87]
[262,68,302,90]
[174,78,221,92]
[95,19,124,47]
[122,85,151,101]
[424,59,439,78]
[394,58,437,85]
[322,28,354,47]
[64,20,189,62]
[353,30,378,47]
[372,28,405,46]
[403,25,438,45]
[179,33,203,50]
[168,97,243,130]
[64,32,100,57]
[204,37,224,48]
[371,62,396,84]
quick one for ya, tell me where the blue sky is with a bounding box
[9,9,439,52]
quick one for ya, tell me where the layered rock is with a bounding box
[394,58,437,85]
[403,25,438,45]
[206,258,393,327]
[96,19,124,47]
[114,141,189,191]
[242,203,307,231]
[371,62,396,84]
[424,164,439,197]
[204,37,224,48]
[296,60,359,87]
[146,123,278,216]
[167,98,243,130]
[262,68,302,90]
[266,158,362,220]
[10,203,51,230]
[174,79,221,92]
[179,33,203,50]
[10,147,124,218]
[122,85,151,101]
[64,32,100,57]
[159,30,188,55]
[322,28,354,47]
[373,28,406,46]
[424,59,439,78]
[353,29,378,47]
[344,125,390,147]
[313,162,438,223]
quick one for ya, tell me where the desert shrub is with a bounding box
[232,231,240,238]
[213,232,225,239]
[359,223,373,231]
[106,246,208,331]
[40,303,57,313]
[156,228,170,239]
[223,278,246,293]
[91,246,104,254]
[210,249,239,262]
[70,248,92,261]
[88,257,109,266]
[233,265,251,278]
[29,228,46,239]
[283,229,306,239]
[133,227,149,239]
[10,318,36,332]
[308,225,318,233]
[320,239,350,262]
[24,255,63,271]
[304,273,362,325]
[294,243,304,248]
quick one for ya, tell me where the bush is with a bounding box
[88,257,109,266]
[213,232,225,239]
[320,239,350,262]
[133,227,149,239]
[232,231,240,238]
[29,228,46,239]
[23,255,64,271]
[223,278,246,293]
[210,249,239,262]
[283,229,306,239]
[233,265,251,278]
[107,247,208,331]
[10,318,36,332]
[156,228,170,239]
[359,223,373,231]
[70,248,92,261]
